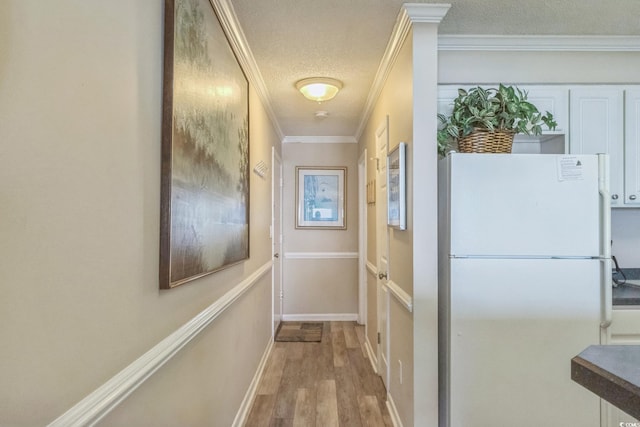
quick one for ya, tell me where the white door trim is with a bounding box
[358,149,368,325]
[271,147,283,337]
[375,117,390,388]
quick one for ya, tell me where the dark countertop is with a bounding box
[572,345,640,419]
[613,269,640,306]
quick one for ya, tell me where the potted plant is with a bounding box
[437,84,557,156]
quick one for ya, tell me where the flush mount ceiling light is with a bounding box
[295,77,343,102]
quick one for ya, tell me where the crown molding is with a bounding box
[282,136,357,144]
[438,35,640,52]
[355,4,450,140]
[210,0,285,140]
[403,3,451,24]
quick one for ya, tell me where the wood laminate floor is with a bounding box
[245,321,392,427]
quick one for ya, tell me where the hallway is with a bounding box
[245,322,392,426]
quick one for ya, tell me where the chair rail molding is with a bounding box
[47,261,273,427]
[284,251,359,259]
[384,280,413,313]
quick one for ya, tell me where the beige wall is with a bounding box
[0,1,280,425]
[281,143,359,316]
[358,31,416,426]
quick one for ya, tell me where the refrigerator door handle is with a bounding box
[601,257,613,330]
[598,154,612,330]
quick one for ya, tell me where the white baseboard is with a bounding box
[386,392,403,427]
[232,338,274,427]
[364,335,378,374]
[281,313,358,322]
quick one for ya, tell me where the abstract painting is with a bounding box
[295,167,346,230]
[160,0,249,289]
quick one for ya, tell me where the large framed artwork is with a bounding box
[160,0,250,289]
[387,142,406,230]
[295,167,346,230]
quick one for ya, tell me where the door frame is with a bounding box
[358,149,368,326]
[271,147,283,337]
[375,117,391,388]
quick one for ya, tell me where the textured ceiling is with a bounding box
[229,0,640,140]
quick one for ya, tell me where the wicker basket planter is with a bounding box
[457,129,515,154]
[437,85,557,157]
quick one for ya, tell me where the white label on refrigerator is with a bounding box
[557,156,584,181]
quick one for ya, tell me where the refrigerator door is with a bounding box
[443,258,601,427]
[445,154,601,258]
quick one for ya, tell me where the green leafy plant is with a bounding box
[437,84,557,156]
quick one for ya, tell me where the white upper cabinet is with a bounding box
[518,85,569,134]
[625,89,640,207]
[569,87,625,206]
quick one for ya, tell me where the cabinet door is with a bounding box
[569,88,624,206]
[625,89,640,206]
[437,85,469,117]
[519,85,569,134]
[604,310,640,426]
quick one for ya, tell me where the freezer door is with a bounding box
[444,258,601,427]
[447,154,601,257]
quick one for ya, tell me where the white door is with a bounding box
[375,118,390,388]
[272,148,283,336]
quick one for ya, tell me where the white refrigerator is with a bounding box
[438,153,612,427]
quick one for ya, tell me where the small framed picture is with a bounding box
[387,142,406,230]
[295,166,347,229]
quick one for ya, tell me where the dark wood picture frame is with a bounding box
[160,0,250,289]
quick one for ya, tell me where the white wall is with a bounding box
[612,209,640,267]
[439,50,640,85]
[282,142,359,318]
[0,1,280,425]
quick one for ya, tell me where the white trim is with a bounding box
[284,251,359,259]
[231,338,274,427]
[364,335,379,374]
[358,150,368,325]
[282,136,357,144]
[355,4,450,140]
[271,147,284,339]
[438,35,640,52]
[282,313,358,322]
[354,7,411,140]
[211,0,284,140]
[386,392,404,427]
[48,261,273,427]
[384,280,413,313]
[403,3,450,24]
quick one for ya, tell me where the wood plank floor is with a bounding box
[245,321,392,427]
